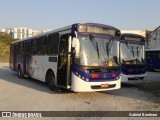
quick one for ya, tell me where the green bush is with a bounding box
[0,33,17,62]
[0,33,16,45]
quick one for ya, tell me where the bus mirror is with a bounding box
[72,38,79,48]
[72,38,80,55]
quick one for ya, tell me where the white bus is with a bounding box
[10,23,121,92]
[120,33,147,82]
[145,26,160,71]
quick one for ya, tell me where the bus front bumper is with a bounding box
[71,73,121,92]
[121,73,147,82]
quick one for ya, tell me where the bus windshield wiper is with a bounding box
[89,34,99,58]
[141,58,145,64]
[136,45,142,57]
[113,56,120,65]
[126,42,134,57]
[136,45,145,64]
[106,38,114,57]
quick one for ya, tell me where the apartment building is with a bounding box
[1,27,40,39]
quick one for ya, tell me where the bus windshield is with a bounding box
[120,42,144,64]
[74,36,119,67]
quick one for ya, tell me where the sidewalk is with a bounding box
[0,63,9,67]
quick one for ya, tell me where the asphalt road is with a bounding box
[0,63,159,120]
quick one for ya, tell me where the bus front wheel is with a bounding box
[46,72,57,91]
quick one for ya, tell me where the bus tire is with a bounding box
[46,71,57,91]
[18,65,23,78]
[153,69,160,72]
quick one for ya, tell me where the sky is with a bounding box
[0,0,160,31]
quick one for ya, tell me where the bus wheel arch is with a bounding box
[45,69,57,91]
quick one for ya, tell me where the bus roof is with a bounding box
[81,23,120,31]
[11,24,73,44]
[11,23,120,44]
[121,33,145,38]
[121,33,145,42]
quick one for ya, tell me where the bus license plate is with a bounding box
[101,84,109,88]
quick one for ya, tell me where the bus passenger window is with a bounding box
[47,33,59,55]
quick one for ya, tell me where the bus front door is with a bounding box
[57,34,71,88]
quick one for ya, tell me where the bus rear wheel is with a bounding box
[46,72,57,91]
[18,65,23,78]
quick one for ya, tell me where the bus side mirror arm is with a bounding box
[68,36,72,54]
[74,31,78,38]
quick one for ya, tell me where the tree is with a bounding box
[0,33,17,45]
[0,33,19,62]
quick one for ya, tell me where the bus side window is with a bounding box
[31,40,33,55]
[25,41,31,55]
[10,45,13,55]
[15,44,19,55]
[17,43,20,55]
[39,36,48,55]
[28,41,31,54]
[37,38,41,55]
[19,42,24,55]
[48,33,59,55]
[158,53,160,59]
[31,38,38,55]
[41,36,48,45]
[146,52,151,59]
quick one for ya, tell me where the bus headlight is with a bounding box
[115,75,120,80]
[86,78,89,82]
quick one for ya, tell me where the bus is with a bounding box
[10,23,121,92]
[120,33,147,82]
[145,26,160,71]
